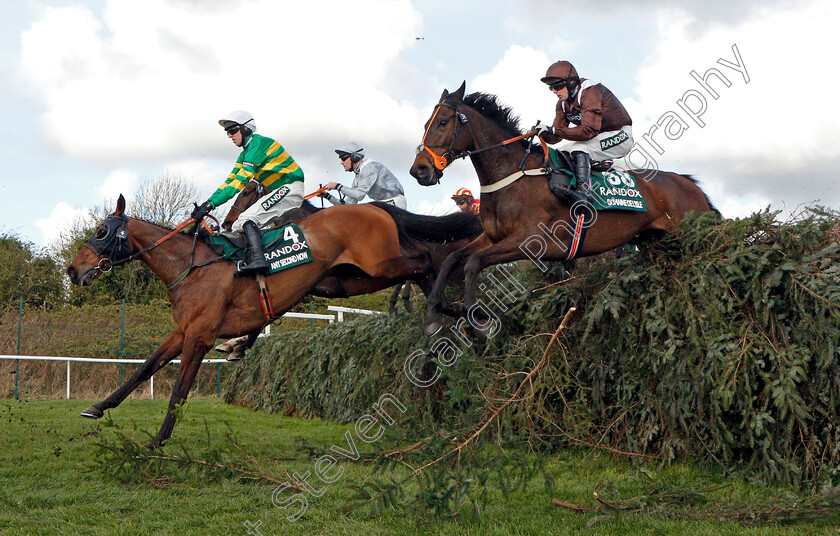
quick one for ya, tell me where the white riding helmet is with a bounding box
[335,142,365,159]
[219,110,257,133]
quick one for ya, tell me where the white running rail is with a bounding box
[327,305,386,322]
[0,355,228,400]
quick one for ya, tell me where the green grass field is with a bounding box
[0,398,837,536]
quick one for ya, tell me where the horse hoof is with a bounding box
[226,349,244,362]
[80,406,103,419]
[143,441,159,451]
[215,335,248,353]
[424,319,443,337]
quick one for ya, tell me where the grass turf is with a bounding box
[0,398,837,535]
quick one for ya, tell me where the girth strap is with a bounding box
[256,273,275,320]
[480,168,548,194]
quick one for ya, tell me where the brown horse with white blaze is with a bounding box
[410,82,718,335]
[66,195,446,448]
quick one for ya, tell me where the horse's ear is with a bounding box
[439,88,449,102]
[115,194,125,216]
[452,81,466,101]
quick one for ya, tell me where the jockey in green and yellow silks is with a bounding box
[191,110,304,277]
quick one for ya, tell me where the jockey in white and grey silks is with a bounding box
[320,142,407,209]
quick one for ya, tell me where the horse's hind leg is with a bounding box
[226,330,260,362]
[81,329,184,419]
[388,283,404,316]
[400,281,414,313]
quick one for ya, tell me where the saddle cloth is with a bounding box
[548,149,647,212]
[206,223,313,274]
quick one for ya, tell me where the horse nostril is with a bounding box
[66,266,75,279]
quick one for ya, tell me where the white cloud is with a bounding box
[98,169,139,202]
[164,158,229,194]
[17,0,424,165]
[632,0,840,170]
[472,46,557,128]
[34,202,91,247]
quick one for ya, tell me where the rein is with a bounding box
[86,215,220,279]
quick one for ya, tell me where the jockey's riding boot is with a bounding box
[235,220,270,277]
[569,151,592,206]
[548,152,592,206]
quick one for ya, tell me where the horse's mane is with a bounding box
[462,92,534,148]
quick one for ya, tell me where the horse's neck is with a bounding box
[469,115,543,184]
[126,220,208,287]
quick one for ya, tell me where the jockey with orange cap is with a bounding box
[536,60,633,205]
[452,188,480,215]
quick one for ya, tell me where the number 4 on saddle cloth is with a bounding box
[206,223,313,274]
[548,149,647,213]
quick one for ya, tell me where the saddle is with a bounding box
[547,149,613,189]
[204,228,285,260]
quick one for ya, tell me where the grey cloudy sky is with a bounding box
[1,0,837,248]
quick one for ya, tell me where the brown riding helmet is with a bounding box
[540,60,579,86]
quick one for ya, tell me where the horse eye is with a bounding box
[95,227,108,240]
[438,119,448,127]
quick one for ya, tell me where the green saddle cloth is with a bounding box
[205,223,312,274]
[548,150,647,212]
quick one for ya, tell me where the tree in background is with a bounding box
[0,232,65,309]
[132,172,198,227]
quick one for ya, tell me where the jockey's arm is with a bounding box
[337,168,377,203]
[207,159,252,208]
[556,107,603,141]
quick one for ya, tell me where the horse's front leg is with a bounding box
[424,234,492,336]
[462,240,530,337]
[148,329,214,449]
[81,329,185,419]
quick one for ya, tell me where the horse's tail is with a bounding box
[371,202,483,246]
[679,174,722,217]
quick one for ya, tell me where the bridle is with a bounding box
[417,101,470,172]
[83,214,217,275]
[416,100,547,180]
[83,215,133,273]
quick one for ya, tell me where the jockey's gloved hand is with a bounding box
[191,201,214,221]
[536,124,554,137]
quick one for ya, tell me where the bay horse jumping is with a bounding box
[66,195,477,448]
[223,180,453,314]
[410,82,718,335]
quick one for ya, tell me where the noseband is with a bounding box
[417,101,471,173]
[417,101,546,180]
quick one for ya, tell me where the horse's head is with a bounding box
[222,180,265,231]
[66,194,133,286]
[410,81,470,186]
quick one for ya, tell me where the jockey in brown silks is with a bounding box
[536,60,634,205]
